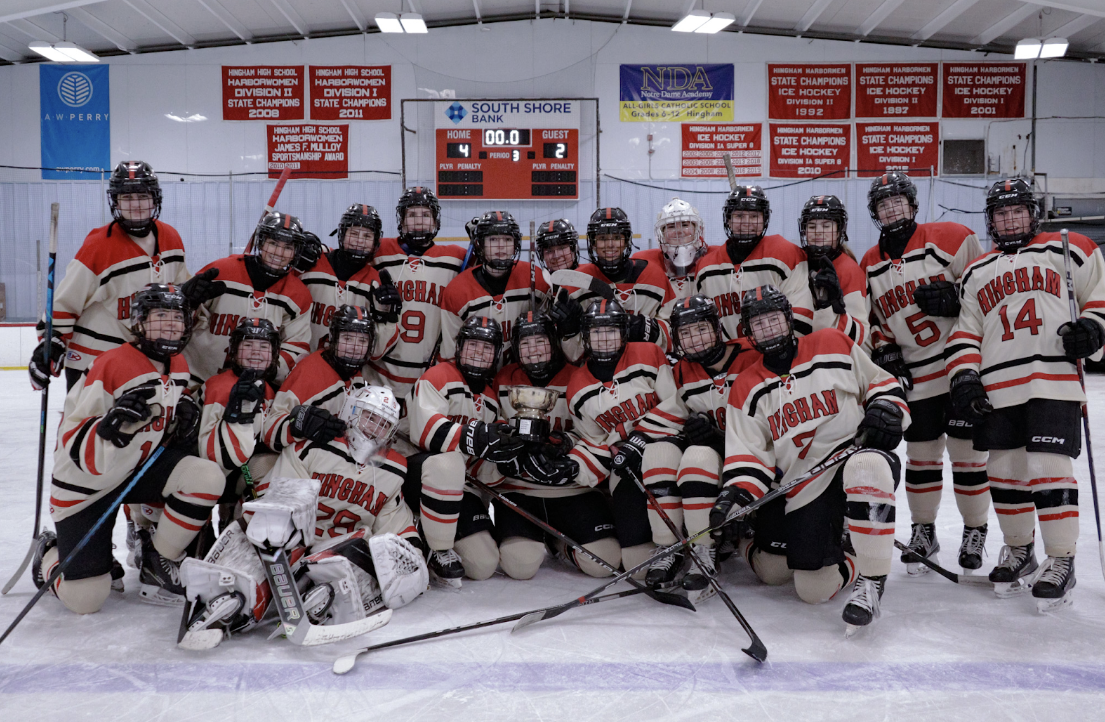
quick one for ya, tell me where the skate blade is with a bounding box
[178,629,225,650]
[138,584,186,606]
[685,585,716,605]
[993,578,1032,598]
[844,623,863,638]
[429,572,462,591]
[1035,591,1074,614]
[904,551,937,576]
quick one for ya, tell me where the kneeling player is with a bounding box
[714,285,909,634]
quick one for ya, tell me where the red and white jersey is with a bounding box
[947,231,1105,409]
[694,235,815,342]
[299,251,398,354]
[406,360,499,455]
[648,339,760,432]
[566,343,679,488]
[724,329,910,513]
[370,238,467,397]
[262,349,369,453]
[45,220,190,373]
[861,222,983,400]
[809,251,871,351]
[265,442,418,544]
[561,259,677,351]
[184,255,313,385]
[198,368,276,474]
[439,261,552,361]
[51,343,190,521]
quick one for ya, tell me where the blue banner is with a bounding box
[40,65,110,179]
[619,64,733,122]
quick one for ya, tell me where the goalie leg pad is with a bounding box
[244,476,322,550]
[303,553,382,624]
[181,523,270,631]
[369,533,429,608]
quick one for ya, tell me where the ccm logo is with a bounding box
[1032,436,1066,444]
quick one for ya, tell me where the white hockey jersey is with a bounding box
[198,368,276,473]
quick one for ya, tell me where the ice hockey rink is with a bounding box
[1,369,1104,721]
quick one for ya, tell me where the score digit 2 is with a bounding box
[436,128,579,200]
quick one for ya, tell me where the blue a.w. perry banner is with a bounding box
[40,65,110,179]
[619,64,733,122]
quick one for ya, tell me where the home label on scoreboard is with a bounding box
[434,100,581,200]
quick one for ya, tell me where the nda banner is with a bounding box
[855,63,938,118]
[268,124,348,179]
[223,66,304,121]
[620,64,733,122]
[942,63,1025,118]
[40,65,109,179]
[309,66,391,120]
[768,64,851,120]
[680,124,762,178]
[856,122,938,177]
[769,123,850,178]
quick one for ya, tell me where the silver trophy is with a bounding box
[508,386,560,443]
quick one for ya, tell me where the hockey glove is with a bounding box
[809,256,846,314]
[294,233,324,274]
[683,414,725,456]
[180,268,226,309]
[856,398,904,450]
[97,386,158,449]
[371,278,403,324]
[289,404,345,443]
[611,431,650,483]
[913,279,960,318]
[709,485,756,545]
[496,456,525,479]
[627,314,660,344]
[28,332,66,391]
[169,393,202,448]
[1058,317,1105,360]
[226,369,266,424]
[521,452,579,486]
[949,370,993,423]
[871,342,913,392]
[460,420,526,463]
[550,294,583,339]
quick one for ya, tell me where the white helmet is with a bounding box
[339,385,401,465]
[655,197,706,279]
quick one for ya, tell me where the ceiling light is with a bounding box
[695,12,735,34]
[1014,38,1042,59]
[29,41,99,63]
[375,12,404,33]
[1040,37,1068,58]
[400,13,428,33]
[165,113,207,123]
[672,9,711,33]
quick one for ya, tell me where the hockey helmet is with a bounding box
[985,178,1042,252]
[472,210,522,274]
[324,305,376,380]
[740,285,794,357]
[586,207,634,277]
[799,195,849,261]
[656,198,707,278]
[249,211,306,279]
[671,294,726,367]
[226,317,280,381]
[340,385,401,465]
[332,204,383,262]
[867,171,918,235]
[535,218,580,273]
[396,186,441,251]
[512,310,563,383]
[724,185,771,251]
[130,283,192,360]
[581,298,630,364]
[107,160,162,236]
[456,315,503,383]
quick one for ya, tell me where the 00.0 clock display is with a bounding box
[483,128,531,146]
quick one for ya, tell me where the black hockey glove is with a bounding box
[856,398,904,451]
[1058,318,1105,360]
[550,294,583,339]
[170,394,202,449]
[28,332,66,391]
[626,314,660,344]
[521,452,579,486]
[180,268,226,309]
[611,431,650,483]
[809,256,846,314]
[709,485,756,545]
[226,369,267,424]
[871,342,913,392]
[370,277,403,324]
[459,420,526,463]
[913,279,960,318]
[97,386,157,449]
[496,456,524,479]
[683,414,725,456]
[289,404,345,443]
[949,370,993,423]
[294,233,324,274]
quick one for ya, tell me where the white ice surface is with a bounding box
[2,369,1105,721]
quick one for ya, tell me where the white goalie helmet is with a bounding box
[340,385,401,465]
[655,197,706,278]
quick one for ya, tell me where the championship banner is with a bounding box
[268,124,348,179]
[309,66,391,120]
[40,65,109,179]
[619,64,733,122]
[680,123,762,178]
[769,123,851,179]
[942,62,1026,118]
[768,64,851,120]
[855,63,938,118]
[856,122,938,177]
[223,66,304,121]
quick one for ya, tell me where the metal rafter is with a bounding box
[68,7,137,51]
[337,0,365,32]
[796,0,834,33]
[972,3,1040,45]
[911,0,981,42]
[270,0,309,38]
[124,0,197,47]
[8,18,61,42]
[857,0,904,37]
[623,0,632,23]
[0,1,107,25]
[1050,13,1102,39]
[197,0,253,41]
[472,0,482,23]
[739,0,764,26]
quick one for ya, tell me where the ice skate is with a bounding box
[125,518,140,569]
[1032,556,1075,613]
[31,529,57,591]
[958,524,987,572]
[843,574,886,637]
[988,542,1039,598]
[136,529,186,606]
[179,592,245,650]
[427,549,464,590]
[110,557,125,593]
[303,582,336,623]
[682,544,717,603]
[900,522,939,576]
[645,549,685,590]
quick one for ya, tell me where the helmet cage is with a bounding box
[226,317,280,380]
[586,208,633,276]
[340,385,401,465]
[396,186,441,248]
[334,204,383,262]
[456,316,504,382]
[799,195,848,261]
[324,305,376,379]
[108,161,163,235]
[739,285,795,357]
[867,172,918,235]
[581,299,630,364]
[671,295,725,366]
[473,211,522,272]
[130,283,193,360]
[985,179,1042,252]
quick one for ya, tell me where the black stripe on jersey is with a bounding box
[793,318,813,336]
[746,360,852,416]
[980,353,1073,377]
[313,386,344,407]
[53,477,98,496]
[463,289,536,315]
[316,440,358,465]
[722,464,773,489]
[381,459,406,477]
[943,341,976,361]
[380,355,431,369]
[579,287,665,305]
[429,423,454,452]
[379,258,462,273]
[682,385,712,402]
[99,260,154,286]
[866,248,952,280]
[67,417,98,468]
[961,244,1084,286]
[302,278,337,288]
[570,368,659,417]
[869,387,908,404]
[218,430,238,471]
[905,351,946,371]
[445,387,471,400]
[73,325,125,345]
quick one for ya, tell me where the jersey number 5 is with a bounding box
[905,311,940,348]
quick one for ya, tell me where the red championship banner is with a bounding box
[769,123,851,178]
[223,66,304,121]
[680,123,763,178]
[855,63,938,118]
[856,122,938,177]
[942,62,1026,118]
[309,66,391,120]
[267,124,348,179]
[768,64,851,120]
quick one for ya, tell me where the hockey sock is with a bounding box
[904,437,945,524]
[989,448,1035,548]
[677,446,722,545]
[844,452,896,577]
[748,549,792,586]
[419,451,466,551]
[41,547,112,615]
[1028,452,1079,558]
[642,441,682,546]
[157,457,224,559]
[947,437,990,528]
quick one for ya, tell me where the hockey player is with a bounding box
[33,283,226,612]
[638,295,758,593]
[407,316,524,585]
[535,218,581,274]
[185,212,313,385]
[714,285,909,633]
[946,179,1105,609]
[490,311,621,579]
[798,195,870,349]
[694,185,815,344]
[639,198,710,304]
[860,171,990,574]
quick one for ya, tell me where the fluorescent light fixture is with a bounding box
[165,113,207,123]
[695,12,735,34]
[672,9,711,33]
[29,41,99,63]
[1040,37,1068,58]
[400,13,428,33]
[375,12,404,33]
[1014,38,1042,59]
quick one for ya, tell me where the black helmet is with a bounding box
[396,186,441,251]
[130,283,192,361]
[670,294,726,367]
[740,284,794,357]
[586,207,633,277]
[799,195,848,261]
[985,178,1042,252]
[867,171,918,235]
[456,315,503,383]
[535,218,580,272]
[472,210,522,273]
[581,298,630,365]
[324,305,376,380]
[512,310,563,383]
[107,160,162,236]
[250,211,306,279]
[332,204,383,262]
[226,316,280,381]
[723,185,770,250]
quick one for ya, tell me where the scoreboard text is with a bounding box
[435,128,579,200]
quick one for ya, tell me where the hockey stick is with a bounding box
[1060,228,1105,582]
[722,153,737,192]
[529,221,537,314]
[465,474,694,611]
[333,587,645,674]
[3,203,59,596]
[550,269,616,302]
[244,167,292,254]
[892,540,993,586]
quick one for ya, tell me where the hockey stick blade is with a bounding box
[893,541,993,586]
[551,269,616,302]
[1,545,36,596]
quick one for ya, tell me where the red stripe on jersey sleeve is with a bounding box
[984,372,1080,393]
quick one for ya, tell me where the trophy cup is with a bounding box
[508,386,560,443]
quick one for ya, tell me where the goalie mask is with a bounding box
[472,210,522,276]
[535,218,580,273]
[332,204,383,262]
[340,385,401,465]
[586,207,634,278]
[324,305,376,380]
[226,316,280,381]
[740,284,795,358]
[108,160,162,237]
[396,186,441,252]
[582,298,630,365]
[985,178,1042,252]
[799,195,848,261]
[868,171,918,238]
[724,185,770,252]
[655,198,707,278]
[131,283,192,361]
[249,211,306,280]
[512,311,563,384]
[671,294,726,367]
[456,315,503,384]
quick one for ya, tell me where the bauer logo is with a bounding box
[57,72,93,108]
[445,102,467,124]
